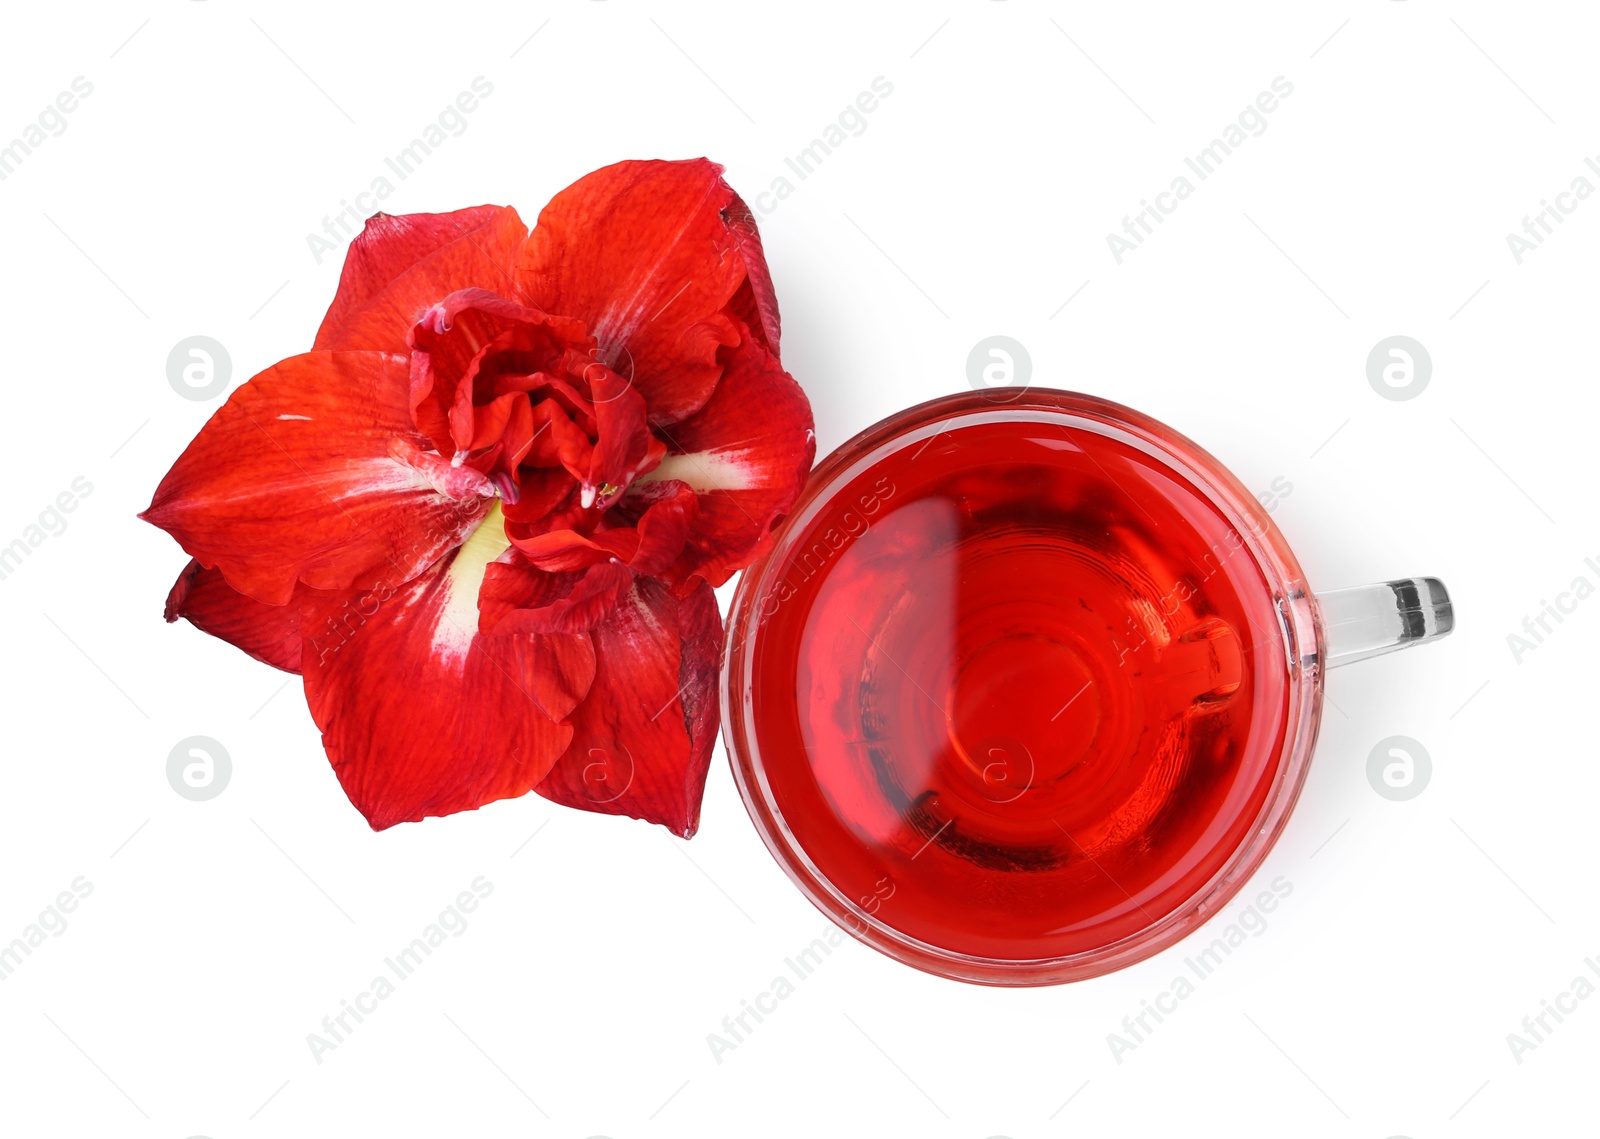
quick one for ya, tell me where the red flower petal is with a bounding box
[584,364,663,510]
[722,191,781,356]
[643,331,815,590]
[315,207,529,353]
[630,483,699,576]
[141,352,494,605]
[606,479,699,576]
[505,480,696,577]
[407,287,591,456]
[535,576,722,836]
[518,159,752,425]
[502,467,579,528]
[481,559,634,636]
[522,400,596,483]
[301,509,586,829]
[509,526,635,573]
[164,558,303,673]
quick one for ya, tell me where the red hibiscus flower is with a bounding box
[141,159,814,836]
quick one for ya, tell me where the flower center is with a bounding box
[430,501,510,666]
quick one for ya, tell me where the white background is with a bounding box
[0,1,1594,1135]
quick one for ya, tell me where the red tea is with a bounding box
[744,415,1291,961]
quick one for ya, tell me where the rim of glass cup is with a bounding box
[720,388,1326,986]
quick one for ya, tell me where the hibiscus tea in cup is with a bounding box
[722,390,1452,984]
[741,403,1284,955]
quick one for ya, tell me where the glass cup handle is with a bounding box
[1315,577,1454,668]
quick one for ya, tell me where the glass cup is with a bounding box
[721,389,1452,985]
